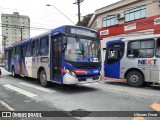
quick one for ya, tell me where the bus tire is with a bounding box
[40,70,48,87]
[126,71,144,87]
[12,67,17,78]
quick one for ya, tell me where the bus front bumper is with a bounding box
[63,73,101,84]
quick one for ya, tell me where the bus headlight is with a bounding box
[65,69,76,77]
[65,69,70,73]
[71,71,76,77]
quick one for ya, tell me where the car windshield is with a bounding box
[65,37,100,62]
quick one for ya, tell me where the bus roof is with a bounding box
[105,34,160,45]
[123,34,160,42]
[5,25,98,50]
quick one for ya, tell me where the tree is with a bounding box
[77,14,93,27]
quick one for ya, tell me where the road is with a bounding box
[0,67,160,120]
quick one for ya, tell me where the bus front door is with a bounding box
[51,35,62,82]
[20,46,25,75]
[105,42,125,78]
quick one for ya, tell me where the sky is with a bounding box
[0,0,121,53]
[0,0,120,38]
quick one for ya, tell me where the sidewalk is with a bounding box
[102,76,127,83]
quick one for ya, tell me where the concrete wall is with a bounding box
[90,0,160,29]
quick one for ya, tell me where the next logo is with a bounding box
[138,59,157,67]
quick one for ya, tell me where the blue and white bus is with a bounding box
[5,25,101,87]
[104,34,160,87]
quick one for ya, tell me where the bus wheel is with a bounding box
[126,71,144,87]
[40,70,48,87]
[12,67,17,78]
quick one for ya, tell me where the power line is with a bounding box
[0,23,51,31]
[46,4,75,25]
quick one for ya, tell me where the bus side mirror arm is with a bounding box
[62,44,67,52]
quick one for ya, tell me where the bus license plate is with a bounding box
[86,78,93,81]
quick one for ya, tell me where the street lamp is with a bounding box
[46,4,75,25]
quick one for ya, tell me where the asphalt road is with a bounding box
[0,67,160,120]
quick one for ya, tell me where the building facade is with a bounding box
[88,0,160,75]
[1,12,30,52]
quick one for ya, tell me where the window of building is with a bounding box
[40,36,49,56]
[127,39,154,58]
[102,15,118,27]
[125,5,146,22]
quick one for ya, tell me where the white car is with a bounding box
[0,62,5,67]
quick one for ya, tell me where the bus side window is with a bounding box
[40,36,49,56]
[106,42,125,64]
[26,42,32,57]
[15,47,19,57]
[127,40,154,58]
[22,46,26,57]
[5,50,8,59]
[32,40,39,57]
[156,38,160,57]
[12,48,15,57]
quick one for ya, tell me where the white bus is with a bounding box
[104,34,160,87]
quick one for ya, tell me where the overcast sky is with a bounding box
[0,0,120,38]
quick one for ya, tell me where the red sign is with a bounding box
[98,14,160,39]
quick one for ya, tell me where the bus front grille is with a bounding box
[77,75,100,82]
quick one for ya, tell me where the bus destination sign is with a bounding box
[70,28,97,38]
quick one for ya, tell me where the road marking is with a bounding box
[132,117,145,120]
[83,84,90,86]
[3,84,37,98]
[105,87,148,96]
[0,100,14,111]
[92,82,99,85]
[19,82,55,93]
[151,102,160,111]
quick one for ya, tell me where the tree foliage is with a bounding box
[77,14,93,27]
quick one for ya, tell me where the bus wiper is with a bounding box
[79,43,84,59]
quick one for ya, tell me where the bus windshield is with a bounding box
[65,36,100,62]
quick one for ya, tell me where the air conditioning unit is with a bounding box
[152,0,160,5]
[116,13,124,20]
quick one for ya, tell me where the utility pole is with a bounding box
[1,35,7,64]
[73,0,84,25]
[2,35,7,52]
[19,27,24,41]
